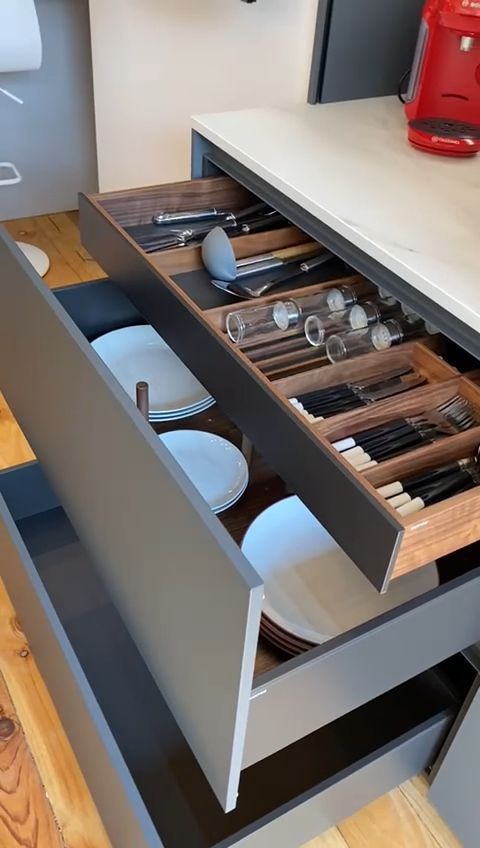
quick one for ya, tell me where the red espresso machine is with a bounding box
[404,0,480,155]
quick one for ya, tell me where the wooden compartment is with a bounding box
[96,174,257,228]
[80,175,480,593]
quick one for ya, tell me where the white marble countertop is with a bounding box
[193,97,480,335]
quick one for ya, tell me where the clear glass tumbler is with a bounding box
[371,317,425,351]
[304,311,351,347]
[326,328,377,363]
[226,303,281,344]
[272,280,373,332]
[348,299,401,330]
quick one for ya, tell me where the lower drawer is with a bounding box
[0,463,468,848]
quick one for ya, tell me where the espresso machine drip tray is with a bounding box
[409,117,480,140]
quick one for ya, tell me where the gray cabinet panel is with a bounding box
[309,0,424,104]
[0,491,160,848]
[430,677,480,848]
[0,229,263,812]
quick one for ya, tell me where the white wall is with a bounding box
[88,0,319,191]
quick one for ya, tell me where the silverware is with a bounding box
[290,370,427,421]
[334,395,479,469]
[210,278,248,298]
[201,226,320,282]
[377,459,475,501]
[152,208,234,226]
[139,209,287,253]
[395,470,479,516]
[152,202,272,227]
[233,252,336,298]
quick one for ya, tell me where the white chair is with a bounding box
[0,0,50,277]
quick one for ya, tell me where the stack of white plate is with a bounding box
[91,325,215,421]
[159,430,249,513]
[241,496,439,656]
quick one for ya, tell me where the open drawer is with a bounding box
[0,460,469,848]
[80,174,480,592]
[2,228,480,818]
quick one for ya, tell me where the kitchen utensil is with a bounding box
[236,252,337,299]
[211,253,336,301]
[377,458,475,500]
[153,202,271,227]
[136,212,287,254]
[158,430,249,514]
[201,226,320,283]
[396,468,479,516]
[210,278,248,298]
[241,496,439,645]
[333,395,479,467]
[290,369,426,421]
[404,0,480,156]
[152,208,234,226]
[91,325,214,420]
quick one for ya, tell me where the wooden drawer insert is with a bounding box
[80,175,480,591]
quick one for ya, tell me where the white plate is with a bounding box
[214,477,249,514]
[16,242,50,277]
[159,430,249,513]
[148,398,215,421]
[241,496,439,645]
[91,325,213,415]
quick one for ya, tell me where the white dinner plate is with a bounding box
[159,430,249,513]
[241,496,439,645]
[213,477,249,514]
[148,398,215,421]
[91,325,213,416]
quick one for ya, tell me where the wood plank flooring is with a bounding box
[0,211,463,847]
[3,211,106,288]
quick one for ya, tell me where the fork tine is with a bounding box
[437,396,467,414]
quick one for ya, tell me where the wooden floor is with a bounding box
[0,212,462,847]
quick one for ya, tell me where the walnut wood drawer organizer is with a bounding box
[80,175,480,592]
[1,229,480,844]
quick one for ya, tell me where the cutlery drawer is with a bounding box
[0,460,471,848]
[80,175,480,592]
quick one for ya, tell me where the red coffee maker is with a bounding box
[404,0,480,156]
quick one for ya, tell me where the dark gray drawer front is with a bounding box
[0,228,263,812]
